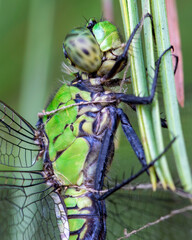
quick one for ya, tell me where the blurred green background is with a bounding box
[0,0,191,174]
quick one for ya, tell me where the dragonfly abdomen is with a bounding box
[64,188,106,240]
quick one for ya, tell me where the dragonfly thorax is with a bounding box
[41,83,116,189]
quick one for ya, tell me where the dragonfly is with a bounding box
[0,13,192,240]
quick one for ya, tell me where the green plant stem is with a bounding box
[120,0,159,188]
[150,0,192,193]
[119,0,183,190]
[141,0,175,190]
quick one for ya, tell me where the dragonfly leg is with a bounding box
[101,13,153,81]
[99,137,176,200]
[94,106,118,191]
[127,104,168,128]
[117,108,147,168]
[114,46,172,105]
[172,53,179,74]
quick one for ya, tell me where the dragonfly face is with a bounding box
[63,18,124,78]
[0,14,192,240]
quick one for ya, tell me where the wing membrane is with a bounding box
[0,171,68,240]
[106,185,192,240]
[0,101,40,167]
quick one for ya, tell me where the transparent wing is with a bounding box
[105,183,192,240]
[0,101,40,167]
[0,101,69,240]
[0,171,69,240]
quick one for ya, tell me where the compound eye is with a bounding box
[63,27,102,73]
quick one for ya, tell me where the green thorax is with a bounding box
[43,84,91,186]
[42,83,113,187]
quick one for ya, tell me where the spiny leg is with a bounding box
[94,106,118,191]
[98,137,176,200]
[102,13,153,82]
[114,46,172,105]
[124,46,176,128]
[127,103,168,128]
[117,108,147,168]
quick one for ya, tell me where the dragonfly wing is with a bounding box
[106,185,192,240]
[0,101,40,168]
[0,171,69,240]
